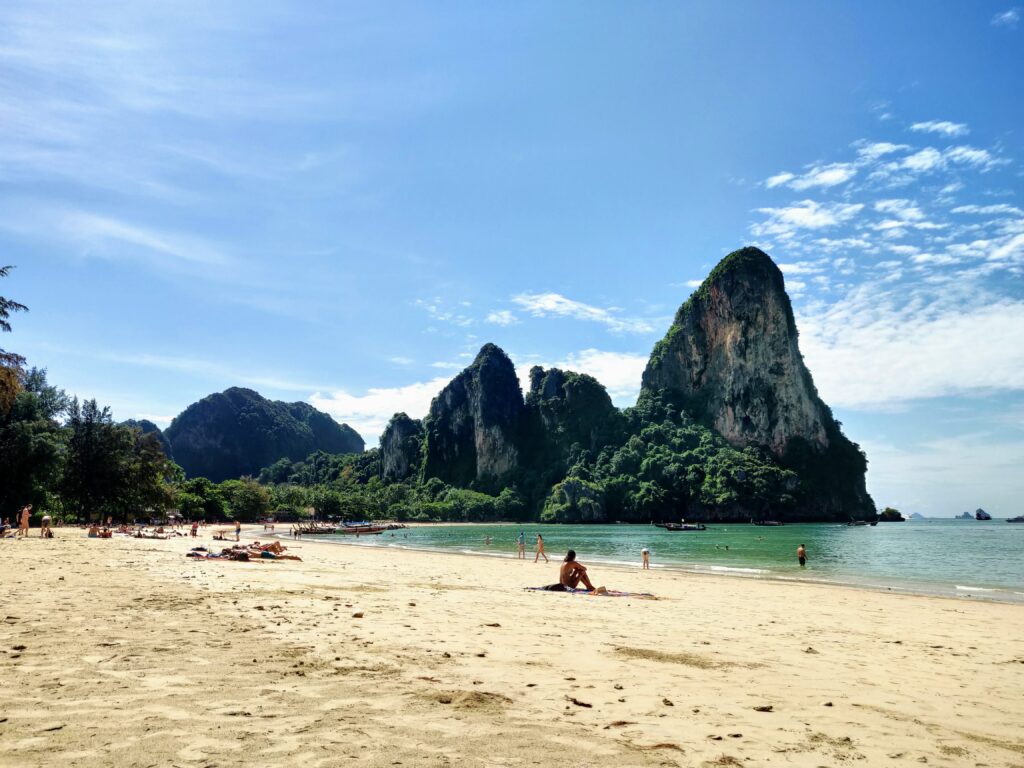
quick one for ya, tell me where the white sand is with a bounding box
[1,527,1022,767]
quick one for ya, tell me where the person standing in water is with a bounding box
[517,531,526,559]
[797,543,807,567]
[641,547,650,569]
[534,533,548,563]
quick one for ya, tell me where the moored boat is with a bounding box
[1007,516,1024,523]
[656,522,707,531]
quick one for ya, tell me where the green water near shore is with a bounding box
[321,519,1024,603]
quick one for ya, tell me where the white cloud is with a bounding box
[134,413,175,428]
[909,120,969,137]
[951,204,1023,216]
[685,279,703,288]
[778,261,824,275]
[900,147,945,173]
[765,172,795,188]
[991,8,1020,27]
[515,349,648,405]
[310,376,453,446]
[874,199,926,221]
[797,286,1024,409]
[511,292,656,334]
[389,356,413,366]
[485,310,519,326]
[855,141,909,161]
[765,164,857,191]
[945,145,1000,169]
[752,200,864,238]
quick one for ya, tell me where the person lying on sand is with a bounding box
[560,550,597,591]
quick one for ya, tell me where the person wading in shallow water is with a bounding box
[797,543,807,567]
[534,533,548,563]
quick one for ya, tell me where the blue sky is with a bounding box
[3,2,1022,516]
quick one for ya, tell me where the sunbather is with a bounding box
[559,550,596,591]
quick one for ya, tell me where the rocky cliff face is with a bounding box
[165,387,363,482]
[642,247,873,519]
[644,247,828,455]
[422,344,523,491]
[526,366,623,456]
[379,413,424,482]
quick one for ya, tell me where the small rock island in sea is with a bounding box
[137,247,877,524]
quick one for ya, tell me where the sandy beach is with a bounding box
[2,528,1022,768]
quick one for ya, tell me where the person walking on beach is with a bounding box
[517,531,526,559]
[534,534,548,563]
[797,543,807,567]
[641,547,650,569]
[17,504,31,538]
[234,520,241,542]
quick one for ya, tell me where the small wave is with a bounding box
[698,565,770,575]
[955,585,999,592]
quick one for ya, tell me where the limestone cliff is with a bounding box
[641,247,873,520]
[379,412,424,482]
[421,344,524,491]
[165,387,364,482]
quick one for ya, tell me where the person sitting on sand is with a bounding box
[560,550,596,591]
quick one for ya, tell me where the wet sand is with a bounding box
[1,527,1022,767]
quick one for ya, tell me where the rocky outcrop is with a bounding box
[379,413,424,482]
[525,367,624,456]
[122,418,173,459]
[642,247,873,520]
[165,387,363,482]
[422,344,524,492]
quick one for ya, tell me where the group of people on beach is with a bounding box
[1,505,52,539]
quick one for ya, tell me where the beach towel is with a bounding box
[525,587,656,599]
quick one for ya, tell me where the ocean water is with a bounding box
[317,519,1024,603]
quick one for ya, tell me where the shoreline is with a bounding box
[263,527,1024,606]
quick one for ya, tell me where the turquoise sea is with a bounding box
[317,520,1024,603]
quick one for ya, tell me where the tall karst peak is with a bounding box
[642,246,873,517]
[421,343,524,491]
[644,246,822,455]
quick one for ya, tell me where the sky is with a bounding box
[2,1,1022,516]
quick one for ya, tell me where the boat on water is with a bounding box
[294,521,407,535]
[752,520,784,527]
[656,522,707,532]
[846,520,869,526]
[1007,516,1024,523]
[335,521,408,535]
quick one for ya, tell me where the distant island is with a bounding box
[49,247,876,525]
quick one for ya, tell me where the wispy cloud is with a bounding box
[485,310,519,326]
[765,163,857,190]
[511,293,657,334]
[752,200,864,239]
[909,120,969,137]
[798,286,1024,408]
[991,8,1020,28]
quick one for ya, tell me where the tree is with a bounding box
[0,369,66,518]
[177,477,227,520]
[219,477,270,522]
[0,265,28,415]
[61,398,133,521]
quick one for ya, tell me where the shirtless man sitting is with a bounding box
[559,550,596,591]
